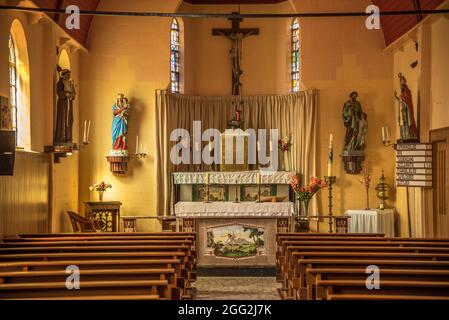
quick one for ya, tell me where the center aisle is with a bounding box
[192,277,282,300]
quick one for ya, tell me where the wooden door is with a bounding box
[430,127,449,238]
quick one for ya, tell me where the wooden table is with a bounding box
[85,201,122,232]
[120,216,177,232]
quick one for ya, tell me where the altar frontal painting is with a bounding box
[206,224,265,259]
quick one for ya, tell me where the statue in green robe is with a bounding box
[343,91,367,152]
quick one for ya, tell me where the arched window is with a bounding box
[8,34,17,134]
[291,18,300,92]
[170,18,180,93]
[9,20,30,150]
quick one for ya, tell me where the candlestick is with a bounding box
[256,172,262,203]
[204,173,211,203]
[327,134,334,177]
[325,176,337,233]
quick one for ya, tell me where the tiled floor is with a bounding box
[193,277,282,300]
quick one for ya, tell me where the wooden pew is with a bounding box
[0,268,178,299]
[1,239,197,277]
[14,294,161,300]
[0,259,185,299]
[307,268,449,300]
[291,251,449,298]
[277,239,449,287]
[0,242,196,276]
[316,279,449,300]
[0,232,199,300]
[0,279,171,300]
[15,232,196,237]
[293,258,449,300]
[279,243,449,284]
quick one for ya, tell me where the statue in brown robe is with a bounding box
[54,69,76,144]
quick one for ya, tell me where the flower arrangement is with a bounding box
[290,176,326,202]
[359,163,372,209]
[89,181,112,201]
[278,135,293,152]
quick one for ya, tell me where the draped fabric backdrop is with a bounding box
[155,89,319,216]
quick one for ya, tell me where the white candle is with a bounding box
[83,120,87,143]
[86,120,91,142]
[257,141,260,152]
[136,136,139,154]
[382,127,386,142]
[270,140,273,151]
[385,127,390,142]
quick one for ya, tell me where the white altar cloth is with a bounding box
[173,171,296,185]
[345,209,395,237]
[174,201,295,218]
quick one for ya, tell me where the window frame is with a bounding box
[291,18,300,93]
[8,33,18,137]
[170,18,180,94]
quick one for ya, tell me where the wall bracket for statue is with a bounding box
[341,91,368,175]
[106,93,130,175]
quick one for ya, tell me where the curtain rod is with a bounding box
[0,5,448,18]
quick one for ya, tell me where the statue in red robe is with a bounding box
[395,73,419,141]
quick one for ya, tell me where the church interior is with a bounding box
[0,0,448,301]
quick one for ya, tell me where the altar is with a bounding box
[173,171,296,268]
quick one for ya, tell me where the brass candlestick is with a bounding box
[233,184,240,203]
[256,182,262,203]
[325,176,337,233]
[204,174,211,203]
[254,173,262,203]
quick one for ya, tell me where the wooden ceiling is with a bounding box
[29,0,446,48]
[32,0,100,48]
[184,0,287,4]
[372,0,446,46]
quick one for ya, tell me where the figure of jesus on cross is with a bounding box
[213,13,259,96]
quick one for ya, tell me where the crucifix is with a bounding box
[212,12,259,96]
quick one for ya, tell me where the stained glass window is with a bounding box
[170,18,180,93]
[8,34,17,134]
[291,18,300,92]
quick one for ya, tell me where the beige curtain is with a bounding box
[155,89,318,216]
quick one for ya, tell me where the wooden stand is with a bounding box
[44,143,78,163]
[106,156,130,175]
[85,201,122,232]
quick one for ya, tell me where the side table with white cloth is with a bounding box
[345,209,395,237]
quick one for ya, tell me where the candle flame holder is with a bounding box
[325,176,337,233]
